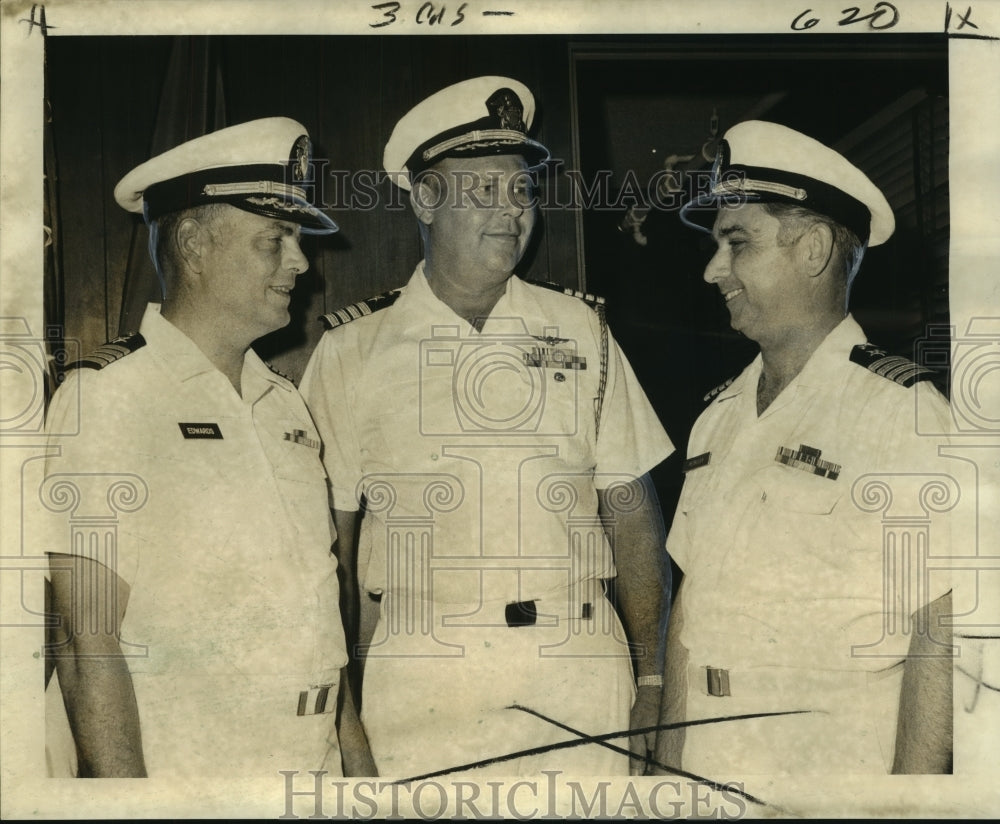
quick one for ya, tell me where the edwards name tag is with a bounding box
[179,422,223,439]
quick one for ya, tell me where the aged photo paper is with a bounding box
[1,0,998,818]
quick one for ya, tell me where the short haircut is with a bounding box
[153,202,230,280]
[762,201,867,287]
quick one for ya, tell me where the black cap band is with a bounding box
[681,141,873,244]
[142,165,334,233]
[144,165,304,219]
[405,119,549,179]
[404,86,549,178]
[725,165,873,244]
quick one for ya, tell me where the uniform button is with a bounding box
[431,453,439,461]
[554,372,566,382]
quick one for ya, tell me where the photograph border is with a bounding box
[2,0,998,818]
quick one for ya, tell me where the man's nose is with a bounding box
[703,245,728,284]
[285,237,309,275]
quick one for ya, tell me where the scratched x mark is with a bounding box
[390,707,814,810]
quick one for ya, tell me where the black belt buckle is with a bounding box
[505,600,537,628]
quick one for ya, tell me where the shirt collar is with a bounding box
[404,261,511,332]
[486,273,553,335]
[712,314,865,404]
[242,348,291,401]
[138,304,217,383]
[406,261,552,337]
[791,314,866,388]
[138,304,290,400]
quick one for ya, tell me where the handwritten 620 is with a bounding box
[791,2,900,30]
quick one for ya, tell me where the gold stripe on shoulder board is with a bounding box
[319,288,404,330]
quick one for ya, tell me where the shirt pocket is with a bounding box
[269,419,328,485]
[753,464,844,514]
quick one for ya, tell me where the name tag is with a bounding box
[683,452,711,472]
[178,422,223,439]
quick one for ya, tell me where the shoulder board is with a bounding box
[849,343,938,387]
[68,332,146,370]
[319,288,403,330]
[702,375,736,404]
[526,279,606,310]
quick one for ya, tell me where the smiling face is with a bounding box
[416,154,537,291]
[198,205,309,342]
[703,203,813,347]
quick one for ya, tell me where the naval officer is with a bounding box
[657,120,954,777]
[43,117,373,777]
[301,76,675,778]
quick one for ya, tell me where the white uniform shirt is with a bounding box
[41,304,347,777]
[301,264,673,777]
[302,263,675,606]
[666,314,954,773]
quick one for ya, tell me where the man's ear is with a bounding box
[409,172,443,226]
[175,217,209,275]
[803,220,835,278]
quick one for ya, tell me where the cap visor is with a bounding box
[231,195,338,235]
[679,194,720,234]
[679,191,773,235]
